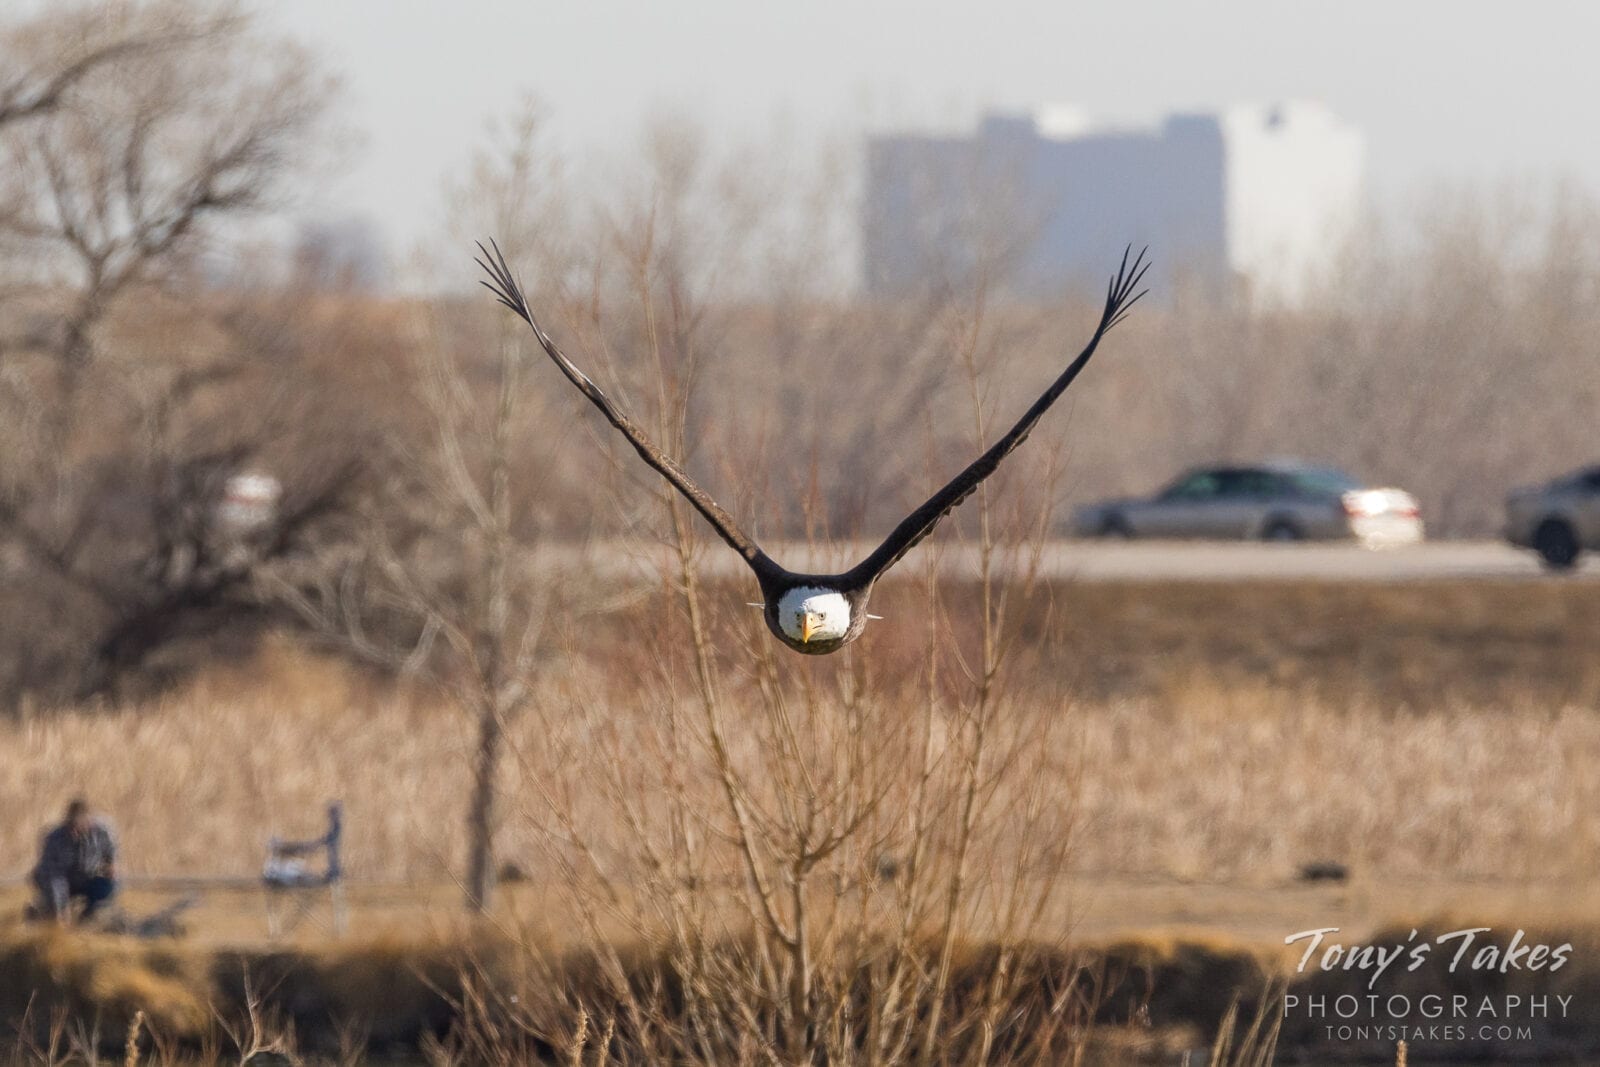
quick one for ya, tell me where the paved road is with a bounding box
[541,540,1600,583]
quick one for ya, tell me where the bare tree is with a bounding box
[0,0,359,704]
[0,1,214,129]
[290,102,576,913]
[0,1,328,375]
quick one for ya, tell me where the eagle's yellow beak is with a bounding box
[801,614,814,643]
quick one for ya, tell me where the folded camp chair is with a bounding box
[262,802,346,938]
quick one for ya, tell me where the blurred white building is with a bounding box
[862,102,1364,302]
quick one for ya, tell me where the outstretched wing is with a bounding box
[476,240,782,584]
[842,246,1150,589]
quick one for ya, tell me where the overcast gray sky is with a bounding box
[264,0,1600,261]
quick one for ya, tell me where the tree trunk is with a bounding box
[463,330,519,914]
[464,694,503,913]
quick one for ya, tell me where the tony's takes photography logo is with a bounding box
[1283,927,1577,1045]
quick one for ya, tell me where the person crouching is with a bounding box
[30,798,118,924]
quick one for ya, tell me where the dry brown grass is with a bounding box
[0,644,456,882]
[4,574,1596,1062]
[3,577,1596,887]
[0,924,1219,1062]
[1,922,1595,1063]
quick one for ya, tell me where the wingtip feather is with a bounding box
[1101,244,1153,331]
[474,236,537,322]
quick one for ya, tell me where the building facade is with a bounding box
[862,102,1363,302]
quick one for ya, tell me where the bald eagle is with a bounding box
[477,241,1148,655]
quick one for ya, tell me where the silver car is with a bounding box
[1505,465,1600,570]
[1074,463,1424,545]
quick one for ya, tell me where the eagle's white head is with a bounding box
[777,586,851,645]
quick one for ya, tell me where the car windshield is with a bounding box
[1555,466,1600,491]
[1227,469,1283,496]
[1160,466,1355,500]
[1160,471,1223,499]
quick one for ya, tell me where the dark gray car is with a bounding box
[1505,465,1600,570]
[1074,463,1423,545]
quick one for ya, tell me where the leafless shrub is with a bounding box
[425,125,1103,1064]
[282,102,596,912]
[0,0,374,706]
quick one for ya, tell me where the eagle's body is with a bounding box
[769,583,862,654]
[476,241,1148,655]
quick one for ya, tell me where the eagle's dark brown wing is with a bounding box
[842,246,1150,590]
[476,240,782,585]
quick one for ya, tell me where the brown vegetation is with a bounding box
[2,922,1596,1063]
[4,574,1598,889]
[0,925,1233,1063]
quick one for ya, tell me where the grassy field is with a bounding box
[4,576,1596,886]
[3,665,1594,885]
[5,872,1596,952]
[2,574,1596,1062]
